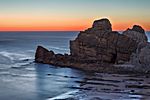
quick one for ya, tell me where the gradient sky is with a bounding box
[0,0,150,31]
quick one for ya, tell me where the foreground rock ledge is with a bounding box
[35,18,150,74]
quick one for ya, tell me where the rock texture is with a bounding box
[123,25,148,43]
[92,18,112,32]
[121,25,150,73]
[35,46,55,64]
[138,43,150,67]
[70,19,137,64]
[35,18,150,74]
[128,42,150,71]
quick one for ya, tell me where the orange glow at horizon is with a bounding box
[112,22,150,31]
[0,16,91,31]
[0,26,89,31]
[0,19,149,31]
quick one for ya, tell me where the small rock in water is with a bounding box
[131,90,135,93]
[22,59,29,61]
[90,97,103,100]
[146,75,149,78]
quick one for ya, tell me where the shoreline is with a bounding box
[35,62,150,75]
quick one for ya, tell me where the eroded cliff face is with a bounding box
[123,25,148,43]
[70,18,137,64]
[35,18,150,73]
[121,25,150,71]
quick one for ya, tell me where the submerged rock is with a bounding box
[35,18,150,74]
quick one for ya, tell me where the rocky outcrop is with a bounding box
[92,18,112,32]
[35,18,150,74]
[70,19,137,64]
[35,46,72,66]
[139,43,150,67]
[35,46,55,64]
[121,25,150,72]
[128,42,150,70]
[123,25,148,43]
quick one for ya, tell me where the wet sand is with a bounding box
[73,73,150,100]
[49,72,150,100]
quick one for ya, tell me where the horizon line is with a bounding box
[0,30,150,32]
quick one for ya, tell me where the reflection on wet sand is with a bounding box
[0,62,150,100]
[35,64,150,100]
[73,73,150,100]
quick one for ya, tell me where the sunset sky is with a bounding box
[0,0,150,31]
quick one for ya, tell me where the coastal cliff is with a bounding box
[35,18,150,74]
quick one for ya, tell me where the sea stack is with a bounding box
[70,18,137,64]
[35,18,150,74]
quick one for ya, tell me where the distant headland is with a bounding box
[35,18,150,74]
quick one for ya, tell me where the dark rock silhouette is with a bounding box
[35,18,150,74]
[35,46,55,64]
[92,18,112,32]
[123,25,148,43]
[70,19,137,64]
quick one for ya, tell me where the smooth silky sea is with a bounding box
[0,31,150,100]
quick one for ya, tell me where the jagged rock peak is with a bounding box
[132,25,145,34]
[123,25,148,43]
[92,18,112,32]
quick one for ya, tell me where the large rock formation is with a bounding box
[70,19,137,64]
[35,18,150,74]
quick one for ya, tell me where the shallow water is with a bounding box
[0,63,86,100]
[0,31,150,100]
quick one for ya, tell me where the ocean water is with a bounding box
[0,31,150,100]
[0,31,83,100]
